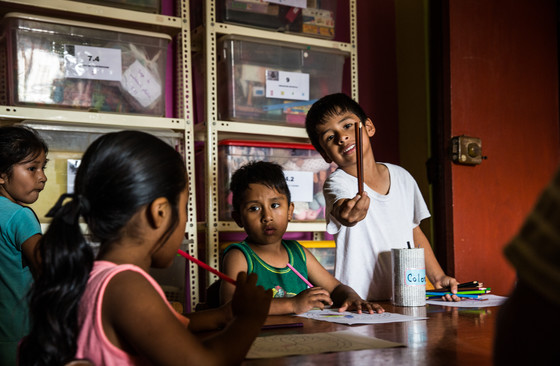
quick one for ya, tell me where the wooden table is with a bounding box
[243,302,499,366]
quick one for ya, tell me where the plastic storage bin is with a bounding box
[25,124,184,222]
[0,13,170,116]
[216,0,337,39]
[204,139,335,222]
[70,0,161,13]
[217,35,347,125]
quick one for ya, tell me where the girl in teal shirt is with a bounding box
[0,126,48,365]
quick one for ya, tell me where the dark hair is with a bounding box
[230,161,291,213]
[19,130,187,366]
[0,125,48,178]
[305,93,368,156]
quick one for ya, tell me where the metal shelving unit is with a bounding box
[196,0,359,291]
[0,0,199,311]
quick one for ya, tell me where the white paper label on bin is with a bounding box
[121,60,162,108]
[64,45,122,81]
[404,268,426,286]
[266,70,310,101]
[267,0,306,8]
[284,170,313,202]
[67,159,81,194]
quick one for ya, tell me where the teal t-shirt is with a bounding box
[224,239,309,298]
[0,196,41,365]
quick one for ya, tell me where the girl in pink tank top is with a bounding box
[19,131,271,365]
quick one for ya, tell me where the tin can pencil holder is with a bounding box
[392,248,426,306]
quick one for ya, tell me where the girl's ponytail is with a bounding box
[19,196,93,366]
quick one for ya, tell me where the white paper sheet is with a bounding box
[297,309,427,325]
[426,294,507,308]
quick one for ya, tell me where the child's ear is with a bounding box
[0,173,7,185]
[232,211,243,228]
[364,118,376,137]
[147,197,170,228]
[288,202,295,221]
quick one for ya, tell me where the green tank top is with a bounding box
[224,240,309,298]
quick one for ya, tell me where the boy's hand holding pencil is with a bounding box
[329,123,368,227]
[331,193,369,227]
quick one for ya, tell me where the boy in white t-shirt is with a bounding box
[305,93,460,301]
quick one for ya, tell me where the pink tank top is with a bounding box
[75,261,189,365]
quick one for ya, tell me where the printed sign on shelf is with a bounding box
[284,170,313,202]
[64,45,122,81]
[266,70,310,101]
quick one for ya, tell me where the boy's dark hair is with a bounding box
[305,93,368,156]
[20,130,187,366]
[0,125,48,178]
[230,161,291,213]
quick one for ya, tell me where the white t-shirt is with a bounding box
[324,163,430,300]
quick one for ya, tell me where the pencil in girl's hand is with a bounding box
[177,249,236,286]
[286,263,313,288]
[354,122,364,195]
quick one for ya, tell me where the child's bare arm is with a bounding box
[305,247,384,314]
[185,303,232,332]
[330,284,385,314]
[270,287,332,314]
[220,249,248,305]
[331,192,370,227]
[413,226,460,301]
[104,270,270,366]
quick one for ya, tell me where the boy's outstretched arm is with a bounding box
[413,226,460,301]
[331,192,370,227]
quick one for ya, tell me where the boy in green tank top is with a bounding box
[220,161,384,315]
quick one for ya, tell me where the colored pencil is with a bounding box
[432,281,482,292]
[454,290,491,295]
[426,292,481,299]
[458,281,481,288]
[177,249,236,286]
[429,287,490,293]
[354,122,364,195]
[262,322,304,330]
[286,262,313,288]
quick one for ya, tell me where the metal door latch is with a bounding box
[451,136,487,165]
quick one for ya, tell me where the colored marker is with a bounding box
[286,262,313,288]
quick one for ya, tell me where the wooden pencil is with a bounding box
[355,122,364,194]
